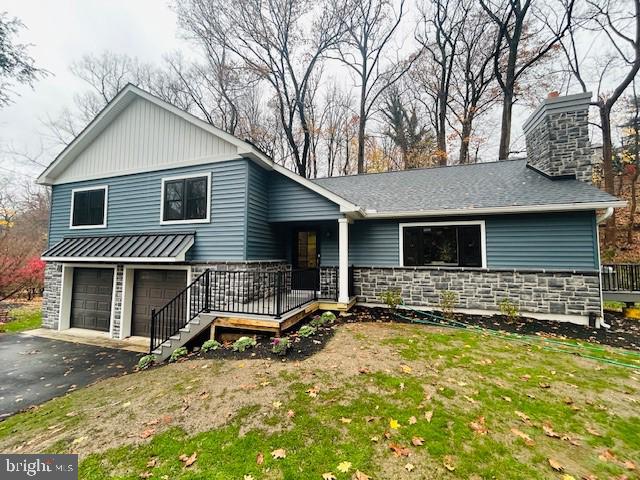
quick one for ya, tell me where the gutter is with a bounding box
[595,207,615,329]
[596,207,614,224]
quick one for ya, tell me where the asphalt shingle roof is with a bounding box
[312,159,620,213]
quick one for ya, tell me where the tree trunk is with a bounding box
[357,102,366,174]
[628,170,638,244]
[498,90,514,160]
[600,106,617,247]
[437,93,448,166]
[458,114,474,164]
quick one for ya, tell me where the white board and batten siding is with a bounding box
[55,97,238,184]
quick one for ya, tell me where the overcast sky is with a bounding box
[0,0,185,180]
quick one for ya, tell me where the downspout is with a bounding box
[596,207,614,329]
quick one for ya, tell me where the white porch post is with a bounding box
[338,217,350,303]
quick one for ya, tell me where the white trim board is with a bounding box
[69,185,108,230]
[159,172,212,225]
[398,220,487,269]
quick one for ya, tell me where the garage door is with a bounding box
[131,269,187,337]
[70,268,114,332]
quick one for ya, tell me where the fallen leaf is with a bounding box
[511,428,534,446]
[389,418,400,430]
[561,435,581,446]
[543,423,561,438]
[469,416,488,435]
[598,449,617,462]
[271,448,286,459]
[503,396,512,402]
[123,401,131,407]
[561,475,576,480]
[244,475,255,480]
[539,383,551,389]
[370,436,380,443]
[408,416,417,425]
[256,452,264,465]
[515,411,532,425]
[139,472,152,479]
[146,458,157,468]
[586,426,602,437]
[389,443,411,457]
[322,473,337,480]
[340,417,352,424]
[179,452,197,468]
[624,460,636,470]
[352,471,371,480]
[424,410,433,423]
[287,410,295,419]
[463,395,478,404]
[443,455,456,471]
[404,463,415,472]
[358,367,370,374]
[337,461,352,473]
[139,428,156,439]
[306,387,319,398]
[548,458,564,472]
[411,436,424,446]
[272,401,282,409]
[400,364,412,374]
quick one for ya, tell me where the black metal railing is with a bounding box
[150,269,210,354]
[601,264,640,292]
[149,268,323,353]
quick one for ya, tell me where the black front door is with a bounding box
[293,230,320,290]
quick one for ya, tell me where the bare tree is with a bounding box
[558,0,640,246]
[319,82,354,177]
[480,0,575,160]
[176,0,344,177]
[332,0,420,173]
[415,0,464,165]
[447,1,501,164]
[0,12,47,107]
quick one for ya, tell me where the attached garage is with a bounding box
[131,269,187,337]
[70,267,114,332]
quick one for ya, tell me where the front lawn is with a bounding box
[0,306,42,333]
[0,321,638,479]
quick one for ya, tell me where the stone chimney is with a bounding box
[522,92,593,182]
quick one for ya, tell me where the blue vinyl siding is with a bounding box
[48,160,248,261]
[324,212,598,270]
[246,162,282,259]
[268,172,342,222]
[485,212,599,270]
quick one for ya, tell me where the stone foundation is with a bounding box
[42,262,63,329]
[353,266,601,319]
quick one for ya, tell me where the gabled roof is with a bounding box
[313,159,625,217]
[37,84,362,214]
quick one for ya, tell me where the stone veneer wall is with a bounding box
[524,108,592,182]
[42,262,63,329]
[353,267,601,318]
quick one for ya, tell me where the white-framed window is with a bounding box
[399,220,487,268]
[160,172,211,225]
[69,185,108,229]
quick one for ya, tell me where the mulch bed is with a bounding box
[177,306,639,364]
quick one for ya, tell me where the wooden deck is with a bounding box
[201,296,357,338]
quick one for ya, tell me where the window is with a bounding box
[401,222,484,267]
[161,174,210,223]
[70,187,107,228]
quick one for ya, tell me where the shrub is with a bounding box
[202,339,222,353]
[298,325,316,337]
[309,315,325,328]
[380,289,402,310]
[137,354,155,370]
[320,311,337,323]
[498,299,520,321]
[271,337,290,355]
[439,290,458,320]
[169,347,188,362]
[232,336,257,352]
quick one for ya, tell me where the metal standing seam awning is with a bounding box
[42,232,195,263]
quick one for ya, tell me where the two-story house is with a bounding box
[38,85,624,359]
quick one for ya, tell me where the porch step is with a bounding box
[152,315,214,362]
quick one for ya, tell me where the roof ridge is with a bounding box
[312,158,527,181]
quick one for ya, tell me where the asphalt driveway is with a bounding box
[0,333,142,418]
